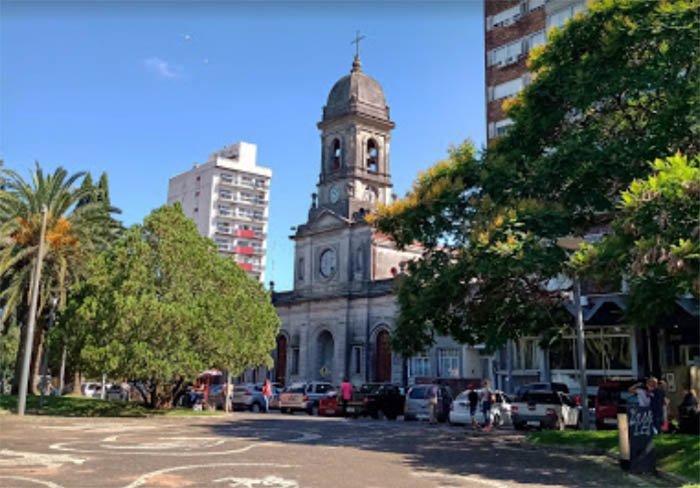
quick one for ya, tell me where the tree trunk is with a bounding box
[72,371,82,394]
[29,326,45,395]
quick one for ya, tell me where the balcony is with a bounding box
[236,229,256,238]
[238,262,254,272]
[235,246,255,255]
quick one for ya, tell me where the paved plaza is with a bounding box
[0,412,666,488]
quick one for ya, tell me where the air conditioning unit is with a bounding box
[502,18,513,27]
[504,56,515,66]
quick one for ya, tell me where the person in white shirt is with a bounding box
[628,377,657,408]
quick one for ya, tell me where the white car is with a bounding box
[81,382,110,399]
[449,390,512,427]
[511,390,580,430]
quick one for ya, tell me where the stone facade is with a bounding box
[271,54,475,387]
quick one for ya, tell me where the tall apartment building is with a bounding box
[167,142,271,282]
[485,0,587,141]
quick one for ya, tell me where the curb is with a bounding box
[521,438,691,487]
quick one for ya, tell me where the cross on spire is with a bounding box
[351,30,365,59]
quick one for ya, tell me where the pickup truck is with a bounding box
[511,390,580,430]
[329,383,405,419]
[279,382,336,415]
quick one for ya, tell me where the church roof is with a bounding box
[323,55,390,122]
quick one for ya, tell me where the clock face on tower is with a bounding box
[329,185,340,203]
[319,248,336,278]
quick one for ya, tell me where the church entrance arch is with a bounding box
[375,330,392,382]
[317,330,334,381]
[275,335,287,385]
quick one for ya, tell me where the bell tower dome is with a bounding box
[314,52,395,221]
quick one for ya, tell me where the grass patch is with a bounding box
[528,430,700,482]
[0,394,223,417]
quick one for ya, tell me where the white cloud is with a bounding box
[144,57,182,79]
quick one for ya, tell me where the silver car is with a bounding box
[404,384,453,422]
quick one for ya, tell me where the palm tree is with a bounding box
[0,163,119,394]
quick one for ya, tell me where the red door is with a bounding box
[375,331,392,382]
[276,335,287,385]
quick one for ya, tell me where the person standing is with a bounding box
[468,388,479,430]
[340,377,353,417]
[650,379,665,434]
[480,380,493,431]
[428,385,439,425]
[628,377,655,408]
[262,379,273,413]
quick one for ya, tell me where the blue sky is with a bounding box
[1,1,485,290]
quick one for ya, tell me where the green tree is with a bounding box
[575,153,700,326]
[370,0,698,354]
[0,164,118,393]
[64,204,279,409]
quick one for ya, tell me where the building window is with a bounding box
[218,204,231,216]
[297,257,304,281]
[216,221,230,233]
[490,40,523,67]
[547,1,586,30]
[220,173,234,184]
[527,30,546,51]
[366,139,378,172]
[331,139,342,170]
[495,119,514,137]
[514,338,537,370]
[291,347,300,375]
[215,237,229,251]
[438,348,460,378]
[491,78,525,101]
[409,356,431,378]
[353,346,362,375]
[219,190,233,200]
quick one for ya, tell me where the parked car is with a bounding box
[595,380,637,430]
[105,383,127,401]
[81,382,108,398]
[319,395,342,417]
[404,384,452,422]
[230,383,264,412]
[279,382,336,415]
[515,382,569,399]
[511,390,580,430]
[341,383,405,419]
[363,384,405,420]
[449,389,512,427]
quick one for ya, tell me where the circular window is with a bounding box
[319,248,336,278]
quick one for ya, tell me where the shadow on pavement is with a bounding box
[202,414,645,487]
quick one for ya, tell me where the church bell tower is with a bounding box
[314,49,395,222]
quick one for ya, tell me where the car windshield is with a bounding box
[316,384,334,393]
[286,386,306,394]
[523,392,561,404]
[360,384,382,394]
[408,387,429,399]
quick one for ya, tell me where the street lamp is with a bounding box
[557,237,590,431]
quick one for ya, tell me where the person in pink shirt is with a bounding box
[340,377,353,417]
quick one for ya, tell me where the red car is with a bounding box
[595,379,637,430]
[319,395,342,417]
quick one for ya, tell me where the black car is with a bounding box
[363,384,405,420]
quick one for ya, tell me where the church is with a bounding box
[271,51,482,386]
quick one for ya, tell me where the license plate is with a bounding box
[604,418,617,425]
[527,420,540,427]
[347,407,355,413]
[324,409,335,414]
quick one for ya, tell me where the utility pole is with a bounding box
[573,275,590,430]
[18,205,49,416]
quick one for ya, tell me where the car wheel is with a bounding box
[493,413,501,428]
[250,403,261,413]
[309,405,319,416]
[376,409,385,420]
[514,422,526,431]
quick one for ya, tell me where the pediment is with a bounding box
[305,209,350,232]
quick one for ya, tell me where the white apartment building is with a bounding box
[167,142,271,282]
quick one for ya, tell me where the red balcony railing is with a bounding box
[236,229,256,238]
[235,246,255,255]
[238,262,253,272]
